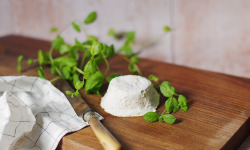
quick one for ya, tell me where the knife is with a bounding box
[54,79,122,150]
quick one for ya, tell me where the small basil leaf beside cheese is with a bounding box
[143,112,161,122]
[160,81,176,98]
[163,114,176,124]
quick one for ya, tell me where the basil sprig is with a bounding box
[16,12,175,120]
[143,80,189,124]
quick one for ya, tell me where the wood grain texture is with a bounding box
[0,35,249,150]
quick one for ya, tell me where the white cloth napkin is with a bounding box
[0,76,90,150]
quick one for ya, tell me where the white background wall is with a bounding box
[0,0,250,78]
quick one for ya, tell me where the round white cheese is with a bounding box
[101,75,160,117]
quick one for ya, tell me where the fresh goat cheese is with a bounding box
[101,75,160,117]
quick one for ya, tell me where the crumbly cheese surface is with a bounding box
[101,75,160,117]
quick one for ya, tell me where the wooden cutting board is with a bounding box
[0,35,249,150]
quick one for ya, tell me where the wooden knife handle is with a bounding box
[89,117,122,150]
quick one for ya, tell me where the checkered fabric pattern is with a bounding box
[0,76,89,150]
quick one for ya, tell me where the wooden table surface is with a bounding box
[0,35,249,150]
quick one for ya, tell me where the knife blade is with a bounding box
[54,79,122,150]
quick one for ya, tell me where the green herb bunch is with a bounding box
[17,11,170,95]
[17,11,188,124]
[143,80,189,124]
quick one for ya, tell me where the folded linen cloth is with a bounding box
[0,76,89,150]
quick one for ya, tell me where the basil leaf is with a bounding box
[27,58,33,65]
[17,55,23,72]
[38,67,45,79]
[94,55,104,64]
[108,28,116,36]
[130,56,140,63]
[163,114,176,124]
[153,84,159,89]
[125,32,135,45]
[84,57,99,79]
[53,56,77,68]
[74,80,84,90]
[125,46,133,56]
[118,31,135,55]
[51,35,65,51]
[65,91,73,95]
[143,112,161,122]
[38,50,50,65]
[72,21,81,32]
[83,51,91,59]
[163,26,171,32]
[165,97,180,113]
[50,65,56,75]
[84,11,97,24]
[66,91,74,98]
[120,45,133,56]
[74,90,81,97]
[17,55,23,63]
[106,44,115,57]
[181,106,189,112]
[128,63,137,73]
[74,39,85,51]
[108,28,124,39]
[178,94,187,106]
[178,95,189,112]
[17,64,21,73]
[69,48,79,60]
[85,71,105,94]
[102,43,108,53]
[165,97,174,113]
[88,35,98,41]
[148,75,159,83]
[38,50,44,65]
[62,66,71,80]
[59,44,71,54]
[107,73,121,83]
[172,97,179,113]
[102,44,115,58]
[90,40,103,56]
[160,81,176,97]
[50,27,58,33]
[72,74,79,86]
